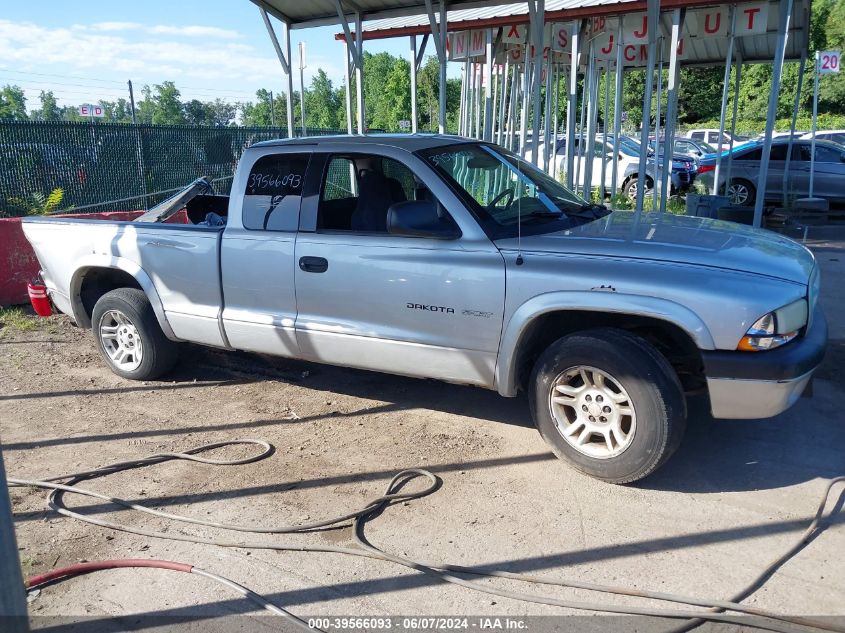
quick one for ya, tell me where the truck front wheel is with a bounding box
[529,328,686,484]
[91,288,178,380]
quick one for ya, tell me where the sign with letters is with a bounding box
[79,104,104,118]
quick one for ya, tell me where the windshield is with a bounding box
[420,143,608,239]
[699,141,718,153]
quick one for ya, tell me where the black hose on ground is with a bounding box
[8,440,844,633]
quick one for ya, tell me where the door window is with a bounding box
[242,152,310,231]
[691,132,704,140]
[317,154,427,233]
[798,144,842,163]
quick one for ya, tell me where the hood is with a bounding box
[494,211,814,285]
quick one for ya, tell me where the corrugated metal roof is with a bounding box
[252,0,524,29]
[338,0,810,65]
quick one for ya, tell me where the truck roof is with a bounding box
[250,133,476,152]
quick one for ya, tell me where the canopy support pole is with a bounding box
[725,49,743,189]
[611,17,624,198]
[660,8,685,214]
[527,0,546,164]
[583,41,598,198]
[259,6,295,138]
[714,5,738,191]
[498,55,510,145]
[600,63,610,198]
[566,20,582,189]
[410,36,419,133]
[783,49,807,207]
[634,0,660,218]
[424,0,449,134]
[344,40,354,134]
[754,0,793,227]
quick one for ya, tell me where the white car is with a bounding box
[800,130,845,146]
[684,129,741,152]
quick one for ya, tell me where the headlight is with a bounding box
[737,299,808,351]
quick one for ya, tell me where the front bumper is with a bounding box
[701,307,827,420]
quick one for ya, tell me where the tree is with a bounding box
[149,81,186,125]
[32,91,61,121]
[0,85,28,121]
[306,69,340,129]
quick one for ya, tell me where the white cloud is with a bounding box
[89,21,143,32]
[147,25,241,39]
[0,19,342,92]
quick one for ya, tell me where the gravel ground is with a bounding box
[1,231,844,632]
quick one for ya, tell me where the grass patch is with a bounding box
[0,306,41,336]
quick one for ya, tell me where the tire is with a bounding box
[91,288,178,380]
[723,178,756,206]
[528,328,686,484]
[623,175,653,201]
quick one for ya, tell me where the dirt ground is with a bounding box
[2,230,844,632]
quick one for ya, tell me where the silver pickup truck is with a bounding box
[22,135,827,483]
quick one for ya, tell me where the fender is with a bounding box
[68,255,178,341]
[495,291,716,397]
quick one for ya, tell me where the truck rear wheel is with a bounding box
[529,328,686,484]
[91,288,177,380]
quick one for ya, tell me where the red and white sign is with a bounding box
[79,104,104,118]
[468,30,487,57]
[685,7,728,38]
[819,50,841,74]
[447,31,468,60]
[502,23,527,44]
[734,2,769,36]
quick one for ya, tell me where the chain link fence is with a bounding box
[0,121,346,217]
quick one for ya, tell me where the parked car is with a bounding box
[538,134,696,198]
[22,134,826,484]
[650,136,718,162]
[604,134,697,197]
[697,138,845,205]
[683,129,741,152]
[800,130,845,146]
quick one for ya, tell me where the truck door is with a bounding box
[220,149,311,357]
[293,151,506,388]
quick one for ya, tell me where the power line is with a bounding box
[0,69,274,99]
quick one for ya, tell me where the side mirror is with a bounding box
[387,200,461,240]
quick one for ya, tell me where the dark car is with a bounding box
[697,139,845,206]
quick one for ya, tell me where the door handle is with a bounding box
[299,256,328,273]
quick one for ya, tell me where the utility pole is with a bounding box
[269,90,276,127]
[0,443,28,633]
[127,80,137,124]
[298,41,307,136]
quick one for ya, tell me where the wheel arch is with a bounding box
[495,292,715,397]
[69,257,177,340]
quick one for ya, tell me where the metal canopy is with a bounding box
[333,0,811,64]
[250,0,519,29]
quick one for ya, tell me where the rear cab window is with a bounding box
[242,152,310,231]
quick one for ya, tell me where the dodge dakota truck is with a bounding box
[22,135,827,483]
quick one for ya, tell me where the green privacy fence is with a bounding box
[0,121,346,217]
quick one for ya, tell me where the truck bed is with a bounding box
[22,216,226,347]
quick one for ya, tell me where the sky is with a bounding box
[0,0,445,111]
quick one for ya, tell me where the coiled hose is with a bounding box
[8,439,845,633]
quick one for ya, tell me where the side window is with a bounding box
[691,131,704,141]
[814,145,842,163]
[317,154,423,233]
[323,157,357,201]
[736,148,762,161]
[769,144,788,161]
[242,153,309,231]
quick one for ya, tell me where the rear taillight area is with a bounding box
[27,283,53,317]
